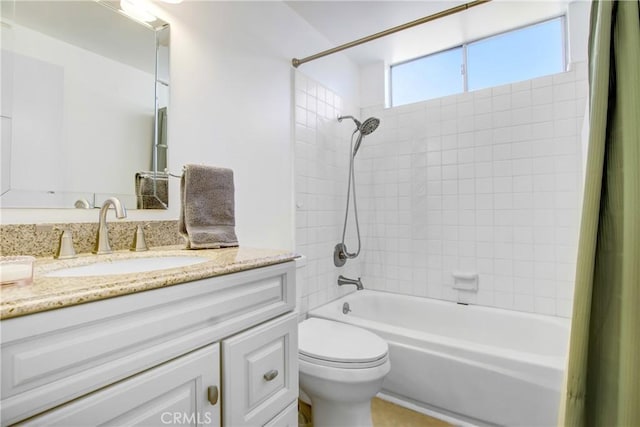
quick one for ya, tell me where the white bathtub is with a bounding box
[308,290,570,426]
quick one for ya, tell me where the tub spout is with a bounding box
[337,275,364,290]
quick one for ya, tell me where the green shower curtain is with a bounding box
[562,0,640,426]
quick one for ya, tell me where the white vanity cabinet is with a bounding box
[0,261,297,427]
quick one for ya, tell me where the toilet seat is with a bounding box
[299,318,388,369]
[299,352,388,369]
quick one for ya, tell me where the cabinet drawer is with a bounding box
[222,312,298,427]
[21,344,220,427]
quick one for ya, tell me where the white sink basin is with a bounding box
[45,256,208,277]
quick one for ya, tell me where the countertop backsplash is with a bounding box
[1,221,183,257]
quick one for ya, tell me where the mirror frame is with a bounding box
[147,20,170,209]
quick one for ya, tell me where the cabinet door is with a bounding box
[263,402,298,427]
[222,312,298,427]
[21,344,221,427]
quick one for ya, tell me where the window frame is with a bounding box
[389,15,567,107]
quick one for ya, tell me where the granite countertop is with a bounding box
[0,246,297,320]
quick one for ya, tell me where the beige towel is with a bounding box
[179,164,239,249]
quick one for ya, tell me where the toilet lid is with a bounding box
[298,318,388,364]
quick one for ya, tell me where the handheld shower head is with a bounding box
[353,116,380,156]
[359,117,380,136]
[338,115,381,156]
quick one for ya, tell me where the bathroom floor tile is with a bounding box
[298,398,452,427]
[372,398,452,427]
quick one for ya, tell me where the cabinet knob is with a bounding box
[263,369,279,381]
[207,385,219,405]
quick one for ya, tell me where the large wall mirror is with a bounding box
[0,0,169,209]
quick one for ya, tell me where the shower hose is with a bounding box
[340,129,362,259]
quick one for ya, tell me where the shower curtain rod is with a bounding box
[292,0,492,68]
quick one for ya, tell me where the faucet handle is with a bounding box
[54,228,77,259]
[130,224,149,252]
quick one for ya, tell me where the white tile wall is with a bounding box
[358,64,589,317]
[295,65,588,318]
[294,72,363,315]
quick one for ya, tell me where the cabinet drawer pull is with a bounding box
[263,369,279,381]
[207,385,219,405]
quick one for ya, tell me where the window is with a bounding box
[391,47,463,106]
[390,17,565,107]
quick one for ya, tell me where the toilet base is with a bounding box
[299,357,390,427]
[311,397,373,427]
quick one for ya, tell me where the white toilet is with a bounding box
[298,318,391,427]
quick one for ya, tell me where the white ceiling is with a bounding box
[5,1,571,73]
[286,0,571,67]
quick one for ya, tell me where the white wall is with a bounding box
[153,1,359,250]
[1,1,360,252]
[567,0,591,64]
[360,62,387,109]
[358,66,588,317]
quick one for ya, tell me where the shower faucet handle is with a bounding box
[334,243,348,267]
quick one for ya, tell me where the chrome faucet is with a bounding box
[93,197,127,254]
[337,275,364,290]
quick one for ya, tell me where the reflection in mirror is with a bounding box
[0,0,169,209]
